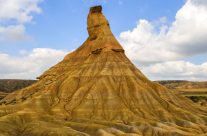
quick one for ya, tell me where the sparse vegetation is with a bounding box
[156,80,207,89]
[0,6,206,135]
[0,79,36,93]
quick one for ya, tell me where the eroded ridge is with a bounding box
[0,5,206,136]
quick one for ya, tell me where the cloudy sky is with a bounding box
[0,0,206,81]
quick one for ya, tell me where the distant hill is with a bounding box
[0,92,8,100]
[2,79,205,106]
[0,79,36,93]
[155,80,207,89]
[0,79,206,93]
[156,80,207,107]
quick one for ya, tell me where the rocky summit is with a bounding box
[0,6,206,136]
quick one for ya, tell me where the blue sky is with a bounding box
[2,0,184,54]
[0,0,206,80]
[40,0,184,50]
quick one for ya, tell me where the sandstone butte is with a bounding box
[0,6,207,136]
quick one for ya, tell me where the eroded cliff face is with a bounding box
[0,6,206,136]
[63,6,123,60]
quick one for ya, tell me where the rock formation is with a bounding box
[0,6,206,136]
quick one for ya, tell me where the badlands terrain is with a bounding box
[0,6,206,136]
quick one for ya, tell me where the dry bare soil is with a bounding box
[0,6,206,136]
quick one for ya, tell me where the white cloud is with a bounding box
[0,0,42,42]
[142,61,207,81]
[120,0,207,64]
[0,0,206,81]
[0,0,42,23]
[0,25,28,42]
[0,48,67,79]
[119,0,207,80]
[191,0,207,6]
